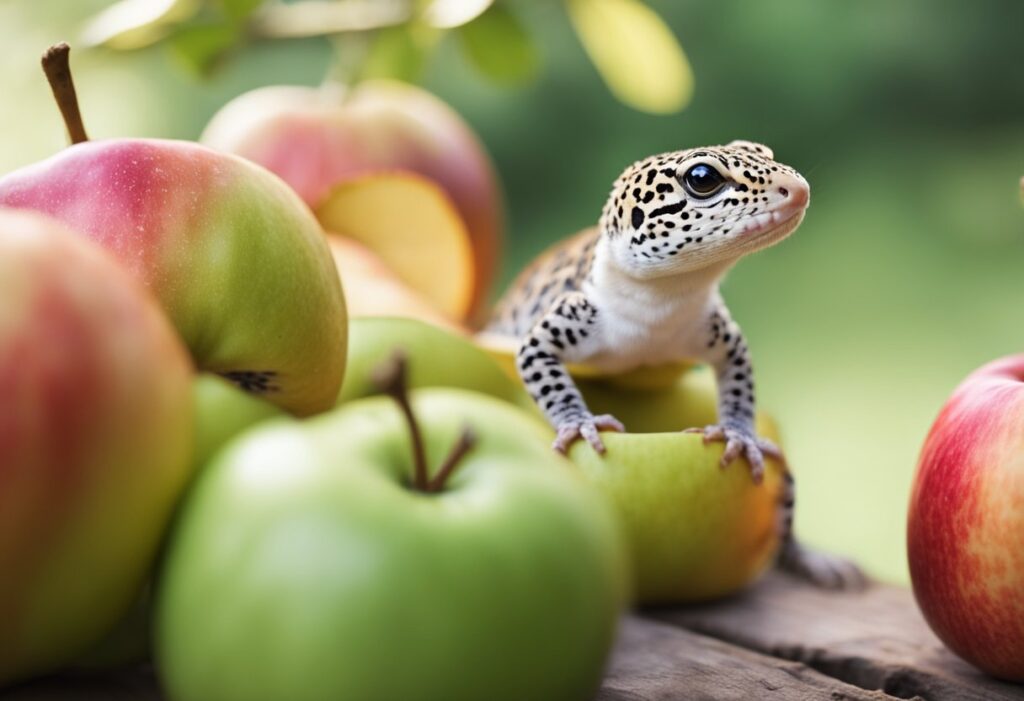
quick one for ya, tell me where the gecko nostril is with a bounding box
[778,187,789,197]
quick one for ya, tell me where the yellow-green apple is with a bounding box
[476,329,691,391]
[0,44,346,416]
[571,366,785,603]
[0,208,193,685]
[328,236,465,333]
[156,364,628,701]
[200,81,503,319]
[320,173,475,322]
[337,317,530,409]
[908,355,1024,681]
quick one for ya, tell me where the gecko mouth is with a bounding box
[738,205,806,243]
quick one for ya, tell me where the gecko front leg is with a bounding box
[517,292,624,454]
[686,306,783,483]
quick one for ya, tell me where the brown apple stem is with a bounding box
[374,352,430,491]
[426,426,476,493]
[41,43,89,145]
[373,352,477,494]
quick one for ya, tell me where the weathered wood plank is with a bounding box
[649,570,1024,701]
[599,616,902,701]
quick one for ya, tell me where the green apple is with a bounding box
[192,374,285,470]
[71,375,286,674]
[156,375,628,701]
[337,317,531,409]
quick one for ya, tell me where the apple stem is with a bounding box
[41,43,89,145]
[427,425,476,493]
[373,352,477,494]
[374,352,430,491]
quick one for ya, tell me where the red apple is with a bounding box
[200,81,503,320]
[908,354,1024,681]
[0,208,193,685]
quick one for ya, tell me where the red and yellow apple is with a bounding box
[201,81,503,319]
[0,209,193,685]
[908,355,1024,681]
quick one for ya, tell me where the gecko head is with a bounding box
[599,140,809,278]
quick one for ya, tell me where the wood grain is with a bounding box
[649,570,1024,701]
[600,616,900,700]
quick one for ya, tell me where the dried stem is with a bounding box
[41,43,89,145]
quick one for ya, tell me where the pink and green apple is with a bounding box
[0,208,193,686]
[156,377,627,701]
[201,80,503,319]
[908,355,1024,681]
[0,45,347,415]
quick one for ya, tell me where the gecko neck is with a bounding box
[589,235,732,313]
[593,228,735,296]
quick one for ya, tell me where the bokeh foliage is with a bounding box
[2,0,1023,583]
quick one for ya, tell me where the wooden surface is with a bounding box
[4,571,1022,701]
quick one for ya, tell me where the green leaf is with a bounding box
[80,0,201,50]
[165,21,242,77]
[567,0,693,114]
[458,3,539,86]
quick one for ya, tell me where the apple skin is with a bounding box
[0,209,193,685]
[337,317,532,409]
[201,82,502,318]
[908,355,1024,681]
[568,366,785,603]
[570,433,785,604]
[192,373,285,470]
[0,138,347,416]
[156,388,628,701]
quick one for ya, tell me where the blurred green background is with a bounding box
[4,0,1023,584]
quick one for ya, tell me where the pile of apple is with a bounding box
[0,45,791,698]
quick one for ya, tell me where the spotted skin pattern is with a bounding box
[487,141,863,588]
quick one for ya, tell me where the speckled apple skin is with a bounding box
[0,209,193,685]
[908,355,1024,681]
[0,139,346,416]
[201,82,502,319]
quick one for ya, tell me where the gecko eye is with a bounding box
[682,164,726,198]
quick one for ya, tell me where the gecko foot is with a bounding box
[553,414,625,455]
[777,540,868,590]
[683,424,784,484]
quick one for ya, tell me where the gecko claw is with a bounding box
[553,414,625,455]
[684,424,785,484]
